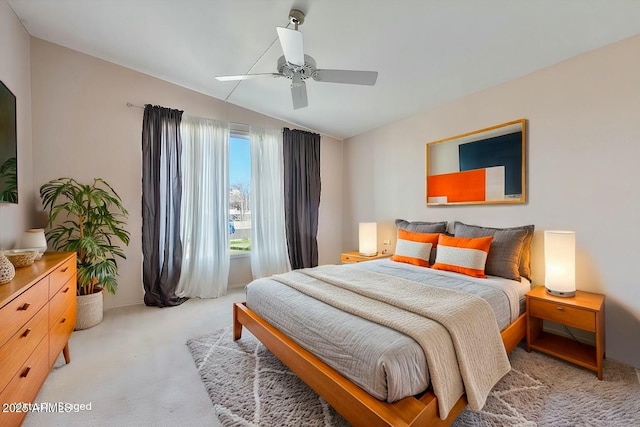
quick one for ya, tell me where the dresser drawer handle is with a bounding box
[20,367,31,378]
[61,317,67,324]
[557,306,565,311]
[21,328,32,338]
[61,267,69,273]
[62,287,70,293]
[17,302,31,311]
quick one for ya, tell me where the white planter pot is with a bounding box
[75,289,104,330]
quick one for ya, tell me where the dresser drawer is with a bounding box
[0,336,49,427]
[49,279,76,329]
[0,306,48,394]
[529,298,596,331]
[0,277,49,348]
[49,301,76,367]
[49,257,76,298]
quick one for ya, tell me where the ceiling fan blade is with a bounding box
[291,72,308,109]
[277,27,304,67]
[215,73,283,81]
[313,69,378,86]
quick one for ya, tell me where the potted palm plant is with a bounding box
[40,178,130,330]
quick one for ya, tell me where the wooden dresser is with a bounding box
[0,252,76,427]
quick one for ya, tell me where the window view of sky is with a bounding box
[229,136,250,187]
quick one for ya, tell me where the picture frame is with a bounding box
[425,119,526,206]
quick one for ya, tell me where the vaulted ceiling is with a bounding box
[8,0,640,139]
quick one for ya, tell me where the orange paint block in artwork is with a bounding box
[427,169,486,203]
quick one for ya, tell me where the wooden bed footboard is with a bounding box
[233,302,525,427]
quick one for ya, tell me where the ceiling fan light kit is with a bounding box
[215,9,378,110]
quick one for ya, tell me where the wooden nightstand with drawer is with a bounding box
[340,251,392,264]
[526,286,605,379]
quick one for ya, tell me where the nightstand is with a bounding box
[340,251,392,264]
[526,286,605,379]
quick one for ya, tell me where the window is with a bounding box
[229,133,251,253]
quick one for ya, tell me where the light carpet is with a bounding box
[187,328,640,426]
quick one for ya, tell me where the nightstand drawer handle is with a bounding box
[557,306,565,311]
[21,367,31,378]
[17,302,31,311]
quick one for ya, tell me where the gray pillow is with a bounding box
[395,219,448,233]
[517,226,535,280]
[395,219,448,264]
[454,221,532,281]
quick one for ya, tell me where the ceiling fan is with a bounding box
[215,9,378,110]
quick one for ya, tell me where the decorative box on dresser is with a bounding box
[0,252,76,427]
[526,285,605,380]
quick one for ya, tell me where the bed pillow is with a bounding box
[454,221,534,281]
[432,234,493,278]
[395,219,448,234]
[391,229,440,267]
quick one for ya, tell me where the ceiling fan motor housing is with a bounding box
[277,54,317,80]
[289,9,305,28]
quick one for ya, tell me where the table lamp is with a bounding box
[359,222,377,257]
[544,230,576,297]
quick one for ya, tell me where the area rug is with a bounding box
[187,328,640,426]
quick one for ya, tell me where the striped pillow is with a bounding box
[391,229,440,267]
[432,234,493,278]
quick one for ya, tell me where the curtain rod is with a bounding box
[127,102,340,141]
[126,102,249,128]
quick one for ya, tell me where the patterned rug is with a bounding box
[187,328,640,426]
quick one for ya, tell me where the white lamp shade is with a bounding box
[18,229,48,260]
[544,230,576,297]
[359,222,377,256]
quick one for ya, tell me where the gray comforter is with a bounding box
[245,259,520,403]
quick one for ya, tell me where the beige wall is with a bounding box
[29,38,343,309]
[343,34,640,367]
[0,3,33,249]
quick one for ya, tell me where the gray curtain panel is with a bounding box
[283,128,321,269]
[142,104,188,307]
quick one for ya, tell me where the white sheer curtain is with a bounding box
[250,126,291,278]
[176,116,230,298]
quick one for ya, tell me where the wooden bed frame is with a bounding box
[233,302,526,427]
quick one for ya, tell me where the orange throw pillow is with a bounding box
[432,234,493,278]
[391,229,440,267]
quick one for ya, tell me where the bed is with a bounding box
[233,221,534,426]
